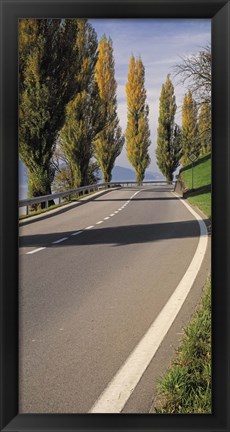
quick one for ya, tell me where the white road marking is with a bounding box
[26,247,46,255]
[71,230,83,236]
[25,190,142,256]
[52,237,68,244]
[89,194,208,413]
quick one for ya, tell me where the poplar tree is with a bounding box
[198,102,211,154]
[19,19,81,202]
[156,75,181,182]
[126,55,151,183]
[59,20,99,188]
[181,90,200,165]
[94,35,124,183]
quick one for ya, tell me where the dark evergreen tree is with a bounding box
[19,19,81,202]
[60,20,100,188]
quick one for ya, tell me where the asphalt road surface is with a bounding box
[19,185,210,413]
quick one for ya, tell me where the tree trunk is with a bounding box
[136,170,144,186]
[103,170,112,184]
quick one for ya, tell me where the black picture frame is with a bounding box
[0,0,229,431]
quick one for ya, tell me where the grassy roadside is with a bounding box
[154,277,211,414]
[180,152,211,219]
[153,153,212,414]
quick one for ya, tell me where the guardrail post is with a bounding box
[26,205,29,216]
[45,200,48,209]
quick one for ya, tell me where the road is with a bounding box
[19,185,210,413]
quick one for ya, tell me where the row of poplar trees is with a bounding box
[19,18,152,201]
[156,75,211,182]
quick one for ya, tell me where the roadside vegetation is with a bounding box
[180,152,211,219]
[154,276,211,414]
[154,152,212,414]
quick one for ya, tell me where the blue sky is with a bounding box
[89,19,211,171]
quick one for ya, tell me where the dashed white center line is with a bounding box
[26,247,46,255]
[71,230,83,236]
[25,190,142,256]
[52,237,68,244]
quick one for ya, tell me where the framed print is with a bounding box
[0,0,229,431]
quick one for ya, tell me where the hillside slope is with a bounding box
[180,153,211,219]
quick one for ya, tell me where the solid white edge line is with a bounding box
[89,193,208,413]
[26,247,46,255]
[52,237,68,244]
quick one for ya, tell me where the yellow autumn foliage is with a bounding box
[126,55,150,183]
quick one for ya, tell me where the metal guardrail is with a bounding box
[19,181,175,215]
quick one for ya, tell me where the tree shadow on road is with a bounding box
[19,187,175,227]
[20,219,210,250]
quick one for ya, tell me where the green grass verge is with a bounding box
[180,152,211,219]
[154,277,211,414]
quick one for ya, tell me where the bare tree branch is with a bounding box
[173,45,211,106]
